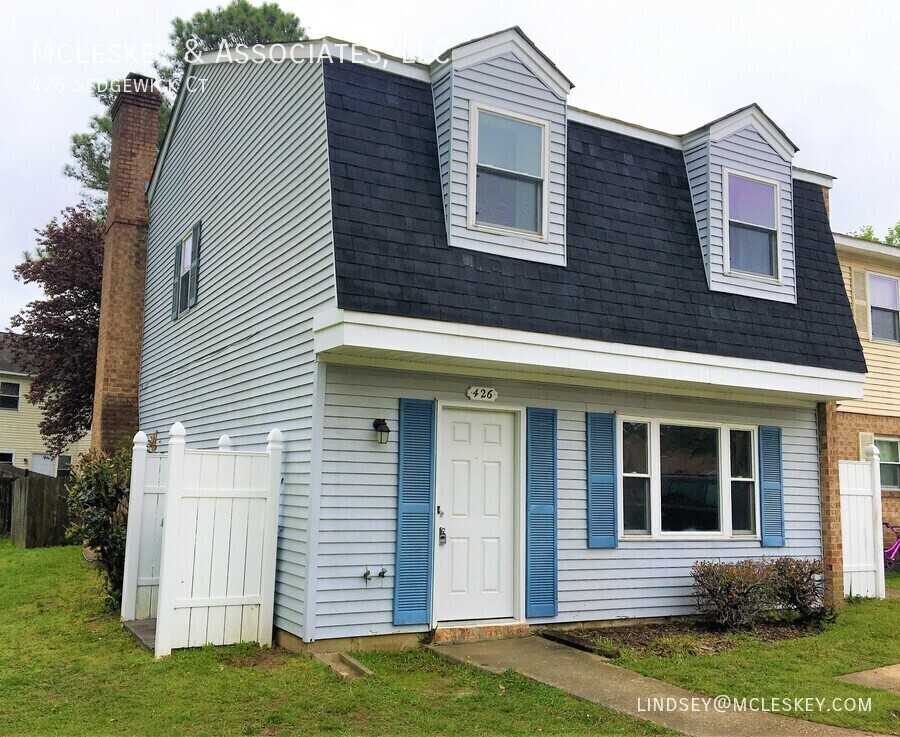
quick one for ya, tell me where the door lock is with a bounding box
[438,527,447,545]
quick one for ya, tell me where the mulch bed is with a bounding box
[559,619,812,657]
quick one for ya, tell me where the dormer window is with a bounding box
[726,172,779,280]
[471,106,547,238]
[870,273,900,342]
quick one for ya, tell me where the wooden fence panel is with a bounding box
[10,474,69,548]
[0,466,27,536]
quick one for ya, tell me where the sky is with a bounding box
[3,0,898,329]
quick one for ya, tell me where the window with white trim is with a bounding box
[726,172,779,279]
[869,273,900,342]
[177,230,193,314]
[473,108,546,237]
[0,382,20,411]
[57,454,73,478]
[876,437,900,489]
[0,452,13,464]
[619,418,759,539]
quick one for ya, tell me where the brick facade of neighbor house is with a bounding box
[817,402,845,610]
[91,74,162,453]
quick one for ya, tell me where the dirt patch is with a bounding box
[559,620,812,657]
[214,644,289,669]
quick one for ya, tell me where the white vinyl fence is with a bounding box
[121,423,283,657]
[840,444,885,599]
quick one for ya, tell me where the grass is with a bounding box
[886,567,900,591]
[615,599,900,734]
[0,538,670,737]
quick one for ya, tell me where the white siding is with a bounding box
[708,125,797,303]
[437,51,568,266]
[315,364,822,640]
[141,59,336,641]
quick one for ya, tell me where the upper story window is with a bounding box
[869,273,900,342]
[472,107,547,238]
[876,437,899,489]
[0,382,20,411]
[726,172,779,280]
[172,221,202,319]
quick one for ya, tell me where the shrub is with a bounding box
[691,560,773,630]
[66,448,131,608]
[770,556,828,623]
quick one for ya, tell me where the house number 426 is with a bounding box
[466,386,497,401]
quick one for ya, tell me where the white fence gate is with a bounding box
[839,444,885,599]
[121,422,283,657]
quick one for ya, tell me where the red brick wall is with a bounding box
[819,403,900,601]
[91,75,162,454]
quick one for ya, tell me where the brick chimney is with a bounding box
[91,73,162,453]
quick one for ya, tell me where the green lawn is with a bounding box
[615,599,900,734]
[0,538,669,737]
[887,567,900,591]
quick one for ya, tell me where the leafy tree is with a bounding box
[2,204,104,454]
[64,1,304,197]
[155,0,306,91]
[847,221,900,247]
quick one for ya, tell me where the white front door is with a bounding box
[436,408,516,622]
[31,453,54,476]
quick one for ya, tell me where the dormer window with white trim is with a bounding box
[726,172,780,280]
[472,106,548,238]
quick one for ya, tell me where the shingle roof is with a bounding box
[0,333,28,375]
[322,61,866,375]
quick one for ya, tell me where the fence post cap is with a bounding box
[169,422,186,440]
[267,428,283,447]
[865,443,880,461]
[133,430,148,447]
[218,434,232,450]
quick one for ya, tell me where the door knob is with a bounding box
[438,527,447,545]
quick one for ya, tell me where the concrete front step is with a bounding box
[314,651,374,681]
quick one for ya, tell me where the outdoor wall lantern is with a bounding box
[373,419,391,444]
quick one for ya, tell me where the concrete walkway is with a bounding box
[838,664,900,693]
[429,637,874,737]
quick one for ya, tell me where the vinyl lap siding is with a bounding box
[708,126,796,302]
[0,373,91,470]
[837,256,900,416]
[315,365,821,639]
[141,59,336,640]
[444,52,567,266]
[432,68,453,226]
[683,139,709,276]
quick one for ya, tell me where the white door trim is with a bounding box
[432,401,527,628]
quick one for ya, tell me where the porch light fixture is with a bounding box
[373,419,391,444]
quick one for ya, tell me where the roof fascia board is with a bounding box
[312,309,865,402]
[449,30,572,99]
[568,108,682,149]
[834,233,900,265]
[708,106,796,162]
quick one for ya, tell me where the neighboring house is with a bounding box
[0,334,91,475]
[829,233,900,545]
[100,28,865,647]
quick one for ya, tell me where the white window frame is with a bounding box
[876,436,900,490]
[175,228,194,318]
[0,381,21,411]
[867,271,900,344]
[0,451,13,464]
[467,102,550,242]
[722,168,782,284]
[617,416,761,541]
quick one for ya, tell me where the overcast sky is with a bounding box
[3,0,898,329]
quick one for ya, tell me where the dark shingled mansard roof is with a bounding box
[322,61,866,375]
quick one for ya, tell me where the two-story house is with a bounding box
[0,334,91,475]
[829,233,900,546]
[97,27,866,649]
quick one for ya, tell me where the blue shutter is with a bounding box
[759,425,785,547]
[526,408,557,618]
[188,221,202,307]
[587,413,617,548]
[171,240,183,320]
[393,398,435,625]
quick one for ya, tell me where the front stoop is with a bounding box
[431,622,531,644]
